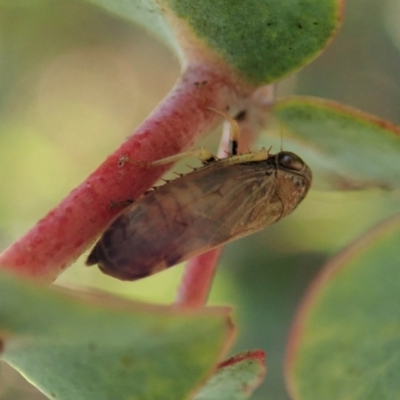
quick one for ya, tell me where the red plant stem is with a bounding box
[0,66,246,282]
[175,248,223,308]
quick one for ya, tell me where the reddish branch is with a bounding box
[0,66,244,282]
[0,62,275,309]
[176,248,223,308]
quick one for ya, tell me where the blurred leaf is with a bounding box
[83,0,343,84]
[83,0,178,54]
[263,189,400,254]
[287,213,400,400]
[0,272,234,400]
[223,241,325,399]
[0,0,50,7]
[271,96,400,190]
[194,351,266,400]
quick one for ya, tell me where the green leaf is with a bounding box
[194,351,266,400]
[287,213,400,400]
[83,0,343,84]
[270,96,400,190]
[0,272,234,400]
[84,0,178,53]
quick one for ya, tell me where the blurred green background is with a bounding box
[1,0,400,399]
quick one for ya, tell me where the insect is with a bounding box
[86,109,312,280]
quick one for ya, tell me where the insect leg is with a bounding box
[214,148,270,167]
[207,107,240,156]
[136,147,218,168]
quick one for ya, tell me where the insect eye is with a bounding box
[277,152,305,171]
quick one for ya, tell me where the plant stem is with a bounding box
[175,248,223,308]
[0,66,244,282]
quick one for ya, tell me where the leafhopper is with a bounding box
[86,109,312,280]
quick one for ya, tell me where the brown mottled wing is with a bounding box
[91,161,282,280]
[162,161,281,254]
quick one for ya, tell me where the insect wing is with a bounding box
[153,162,280,260]
[88,153,311,281]
[89,161,278,280]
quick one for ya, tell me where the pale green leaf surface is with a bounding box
[288,214,400,400]
[84,0,178,51]
[82,0,342,84]
[270,97,400,190]
[0,272,233,400]
[194,351,266,400]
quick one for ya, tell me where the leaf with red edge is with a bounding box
[194,350,266,400]
[0,271,235,400]
[270,96,400,190]
[286,213,400,400]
